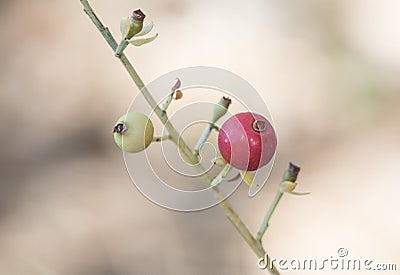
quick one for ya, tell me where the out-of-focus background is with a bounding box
[0,0,399,274]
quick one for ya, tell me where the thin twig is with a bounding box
[194,123,213,157]
[256,190,284,241]
[257,163,303,243]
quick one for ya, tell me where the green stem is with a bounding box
[80,1,280,274]
[194,124,213,157]
[152,135,171,142]
[210,164,231,187]
[256,191,284,241]
[115,39,129,57]
[161,90,174,112]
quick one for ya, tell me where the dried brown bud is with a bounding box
[220,96,232,108]
[282,162,301,182]
[113,122,127,134]
[174,90,183,100]
[133,9,146,21]
[253,120,266,132]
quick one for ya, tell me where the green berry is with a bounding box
[113,112,154,153]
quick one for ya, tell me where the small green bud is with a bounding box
[117,9,157,56]
[211,96,232,123]
[125,9,146,40]
[113,112,154,153]
[282,162,301,182]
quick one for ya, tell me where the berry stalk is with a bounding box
[256,163,304,241]
[194,96,231,157]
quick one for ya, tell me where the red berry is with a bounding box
[218,112,277,171]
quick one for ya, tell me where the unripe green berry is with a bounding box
[113,112,154,153]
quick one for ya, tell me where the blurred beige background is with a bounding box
[0,0,399,274]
